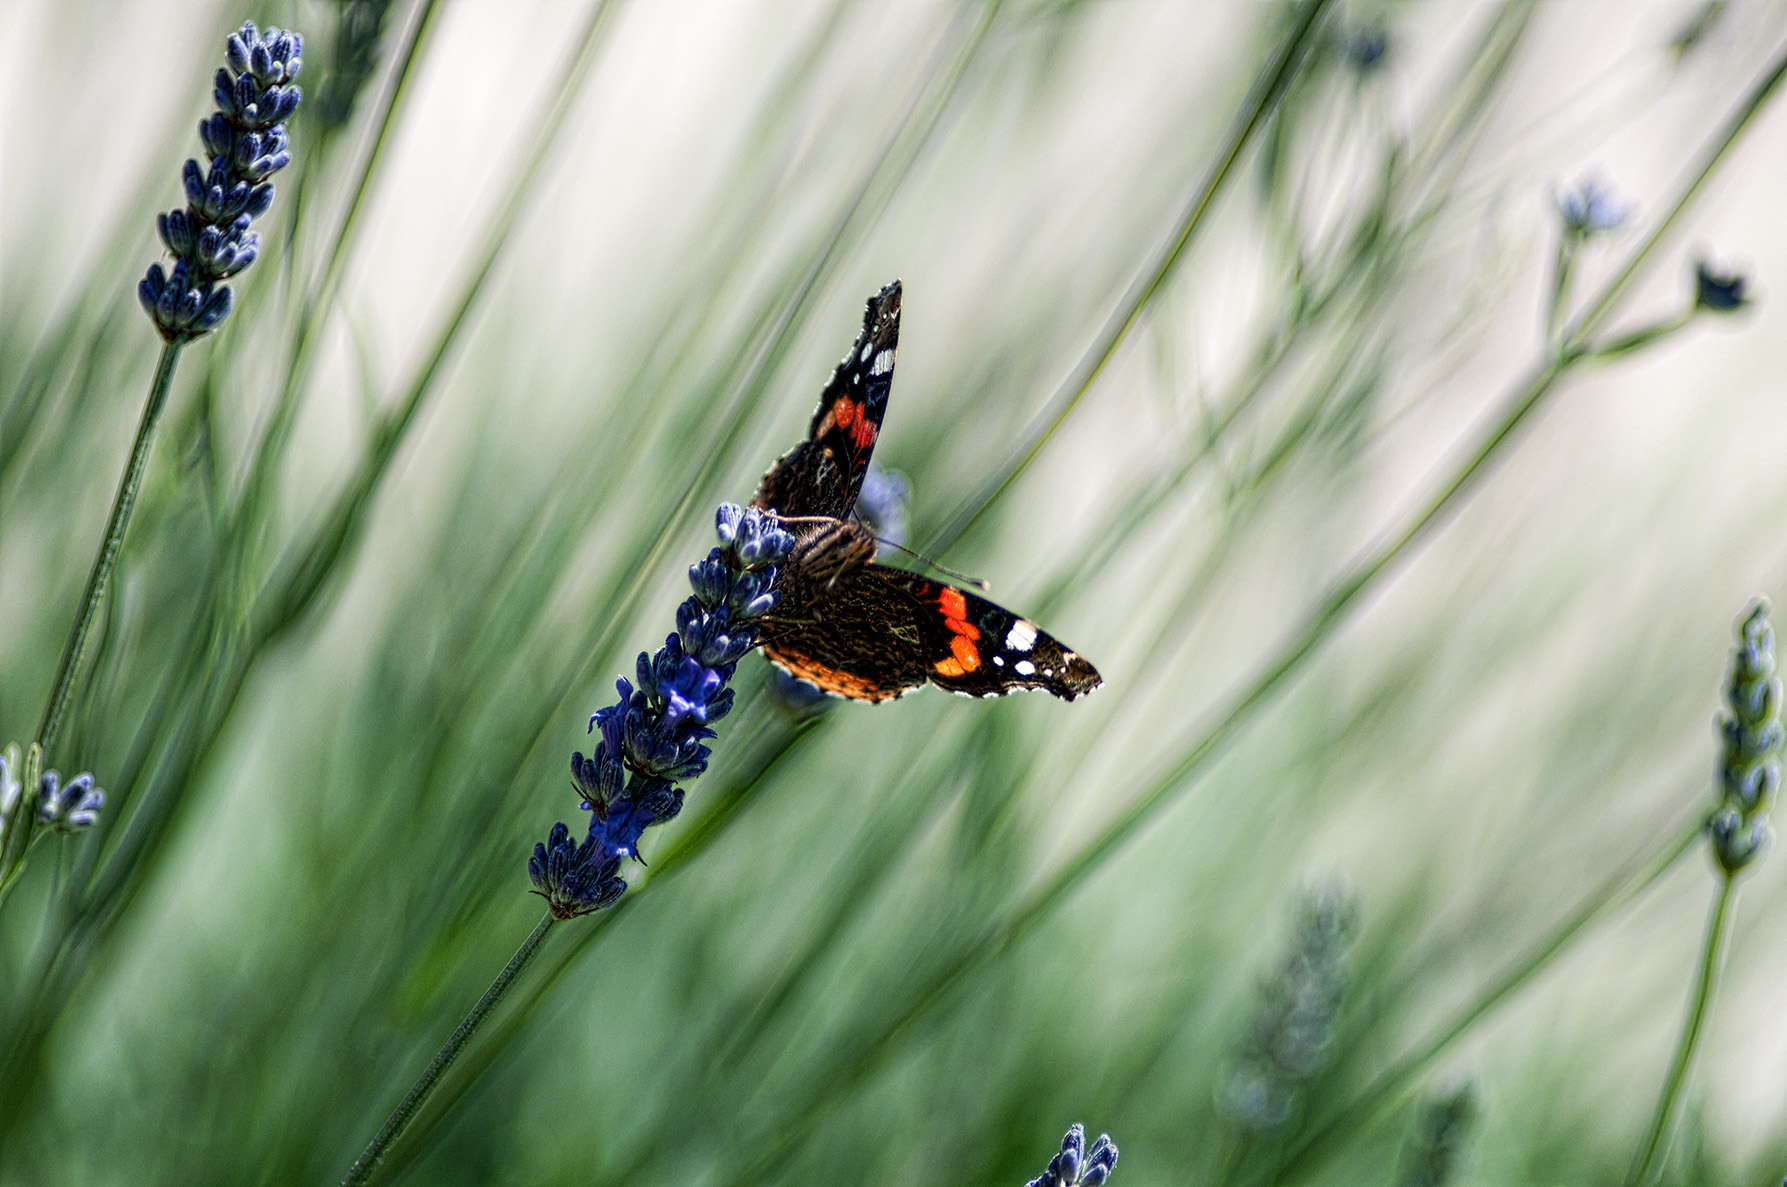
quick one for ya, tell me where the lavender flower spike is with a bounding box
[530,504,794,919]
[1026,1124,1118,1187]
[139,21,302,343]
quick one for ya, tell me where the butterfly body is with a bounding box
[752,281,1101,703]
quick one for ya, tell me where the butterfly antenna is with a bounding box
[879,540,990,591]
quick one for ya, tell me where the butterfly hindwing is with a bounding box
[752,280,901,521]
[760,560,1102,702]
[759,562,936,702]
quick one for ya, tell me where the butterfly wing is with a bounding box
[760,563,1102,702]
[752,280,901,521]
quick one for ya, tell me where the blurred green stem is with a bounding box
[1275,815,1706,1184]
[0,342,182,901]
[1546,236,1574,343]
[1625,871,1736,1187]
[927,0,1337,557]
[340,912,557,1187]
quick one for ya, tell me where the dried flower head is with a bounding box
[1220,883,1358,1130]
[315,0,396,132]
[1710,601,1779,873]
[139,21,302,342]
[1694,259,1749,312]
[1396,1084,1479,1187]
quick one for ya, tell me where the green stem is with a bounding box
[0,341,183,894]
[340,912,557,1187]
[34,341,182,763]
[1625,872,1737,1187]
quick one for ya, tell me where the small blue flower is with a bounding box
[140,21,302,343]
[1026,1124,1118,1187]
[1557,176,1627,238]
[533,504,793,914]
[35,770,104,834]
[1695,260,1749,312]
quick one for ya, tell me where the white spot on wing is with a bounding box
[870,349,894,376]
[1004,620,1038,652]
[992,655,1004,667]
[859,342,873,363]
[1014,659,1035,677]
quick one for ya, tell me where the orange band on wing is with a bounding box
[765,647,899,702]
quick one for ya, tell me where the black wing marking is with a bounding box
[752,280,901,521]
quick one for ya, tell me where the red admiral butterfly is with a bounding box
[751,281,1101,701]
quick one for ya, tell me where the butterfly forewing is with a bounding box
[871,568,1101,699]
[752,280,901,521]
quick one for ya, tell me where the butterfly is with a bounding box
[750,280,1101,701]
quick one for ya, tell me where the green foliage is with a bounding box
[2,2,1785,1185]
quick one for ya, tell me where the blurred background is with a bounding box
[2,0,1786,1184]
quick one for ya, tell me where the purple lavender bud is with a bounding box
[529,823,628,919]
[35,770,104,833]
[715,502,744,544]
[1025,1124,1117,1187]
[226,26,253,75]
[571,749,624,810]
[689,550,733,608]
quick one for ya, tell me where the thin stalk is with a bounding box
[1626,872,1737,1187]
[339,913,557,1187]
[33,342,182,764]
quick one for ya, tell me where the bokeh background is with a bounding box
[2,1,1786,1184]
